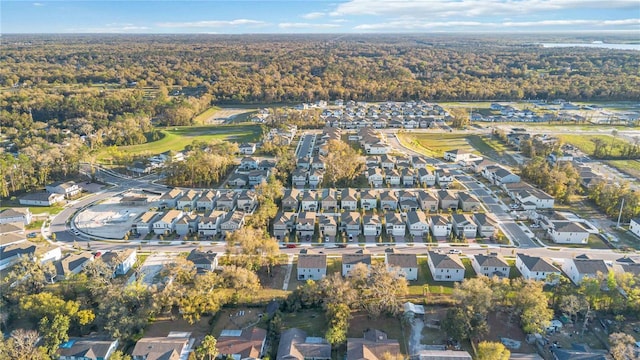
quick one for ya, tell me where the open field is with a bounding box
[407,257,455,297]
[606,159,640,179]
[557,134,631,157]
[280,309,327,337]
[96,124,261,161]
[193,106,221,123]
[144,314,212,339]
[194,106,258,124]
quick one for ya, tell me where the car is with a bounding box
[530,224,540,228]
[448,249,462,254]
[27,232,37,238]
[336,244,347,248]
[286,244,297,248]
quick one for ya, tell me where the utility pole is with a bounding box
[616,197,625,228]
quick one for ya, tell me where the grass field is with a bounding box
[280,309,327,337]
[557,134,631,157]
[96,124,261,161]
[192,106,221,123]
[407,257,455,296]
[606,160,640,179]
[397,132,514,164]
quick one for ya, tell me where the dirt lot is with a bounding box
[210,307,267,337]
[144,314,212,339]
[257,263,289,290]
[481,310,536,354]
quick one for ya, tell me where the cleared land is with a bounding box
[96,124,261,161]
[557,134,631,158]
[606,159,640,179]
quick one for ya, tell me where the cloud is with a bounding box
[65,24,150,33]
[331,0,639,18]
[32,2,44,6]
[157,19,267,28]
[278,22,341,29]
[302,12,326,19]
[354,18,640,31]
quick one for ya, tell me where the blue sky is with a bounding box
[2,0,639,33]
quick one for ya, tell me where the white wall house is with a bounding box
[562,257,610,285]
[342,250,371,276]
[471,253,510,279]
[629,218,640,238]
[427,251,465,282]
[297,253,327,281]
[385,253,418,281]
[152,210,184,235]
[516,254,562,284]
[548,221,589,244]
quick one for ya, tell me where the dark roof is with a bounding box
[217,328,267,359]
[572,259,609,275]
[386,253,417,268]
[277,328,331,360]
[428,251,464,270]
[186,249,218,266]
[343,250,371,266]
[298,254,327,269]
[474,253,508,268]
[57,338,117,359]
[517,254,560,273]
[346,329,401,360]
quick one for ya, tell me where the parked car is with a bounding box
[286,244,297,248]
[448,249,462,254]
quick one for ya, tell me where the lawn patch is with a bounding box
[280,309,327,337]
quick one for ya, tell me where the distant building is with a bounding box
[0,208,32,225]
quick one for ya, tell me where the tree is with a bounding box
[323,139,365,187]
[449,108,470,129]
[220,266,261,296]
[609,332,636,360]
[0,329,48,360]
[225,227,280,272]
[109,350,132,360]
[39,314,70,356]
[514,281,553,334]
[195,335,219,360]
[476,341,510,360]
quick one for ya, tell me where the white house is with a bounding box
[175,214,199,236]
[406,210,429,237]
[451,213,477,239]
[516,254,562,284]
[272,212,296,241]
[20,192,65,206]
[196,190,218,211]
[417,168,436,186]
[239,156,259,170]
[58,338,119,360]
[152,210,184,235]
[363,215,382,237]
[360,189,378,211]
[427,251,465,282]
[239,143,257,155]
[473,213,497,238]
[46,181,81,198]
[176,190,199,210]
[548,221,589,244]
[385,252,418,281]
[515,188,555,209]
[297,252,327,281]
[342,250,371,276]
[443,149,474,162]
[186,249,218,271]
[380,191,398,211]
[385,213,406,237]
[629,218,640,238]
[429,215,452,239]
[133,211,160,235]
[296,212,316,239]
[341,188,359,211]
[562,256,610,285]
[102,249,137,277]
[197,211,225,237]
[367,168,384,187]
[471,253,510,279]
[159,188,183,209]
[220,211,245,235]
[0,208,32,225]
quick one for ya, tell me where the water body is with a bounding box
[540,43,640,51]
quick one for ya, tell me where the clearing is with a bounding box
[96,124,261,161]
[605,159,640,180]
[194,106,258,124]
[556,134,631,158]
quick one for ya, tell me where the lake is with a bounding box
[540,43,640,51]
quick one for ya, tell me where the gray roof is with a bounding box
[406,210,427,225]
[343,250,371,266]
[429,251,464,270]
[474,253,508,268]
[277,328,331,360]
[298,254,327,269]
[517,254,559,273]
[553,221,588,233]
[386,253,417,268]
[57,338,117,359]
[132,336,189,360]
[572,259,609,275]
[186,249,217,266]
[415,350,472,359]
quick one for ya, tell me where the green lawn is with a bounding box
[397,132,515,163]
[557,134,631,158]
[606,160,640,180]
[348,312,407,354]
[0,201,64,216]
[407,257,455,296]
[96,124,261,161]
[192,106,221,123]
[280,309,327,337]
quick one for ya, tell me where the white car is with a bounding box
[448,249,462,254]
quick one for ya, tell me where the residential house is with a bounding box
[457,192,482,212]
[273,212,296,241]
[342,249,371,276]
[240,156,259,170]
[341,188,359,211]
[248,169,269,187]
[46,181,81,198]
[152,210,184,235]
[415,350,472,360]
[411,156,428,169]
[217,328,267,360]
[292,169,308,188]
[186,249,218,271]
[0,208,32,225]
[216,190,238,211]
[220,211,245,236]
[0,241,37,270]
[365,156,380,167]
[296,212,316,239]
[385,251,418,281]
[380,154,395,169]
[385,212,406,238]
[311,155,325,170]
[367,168,384,187]
[516,254,562,284]
[550,344,607,360]
[132,334,191,360]
[436,169,454,188]
[443,150,474,163]
[438,190,458,210]
[385,169,401,186]
[630,217,640,238]
[380,191,398,211]
[360,189,378,210]
[471,253,510,279]
[237,190,257,212]
[282,189,301,212]
[175,213,198,236]
[451,214,477,239]
[239,143,257,155]
[407,210,429,237]
[19,192,65,206]
[321,188,338,212]
[346,329,401,360]
[57,338,119,360]
[297,252,327,281]
[491,167,521,185]
[196,190,218,211]
[276,328,331,360]
[363,215,382,237]
[548,221,590,244]
[197,211,225,237]
[562,256,609,285]
[398,190,419,212]
[401,168,416,186]
[473,213,497,238]
[227,173,249,188]
[308,169,324,189]
[514,187,555,209]
[427,251,465,282]
[159,188,183,209]
[429,215,452,239]
[341,212,362,238]
[176,190,199,210]
[55,252,94,281]
[301,191,319,212]
[318,215,337,238]
[470,159,495,173]
[417,190,438,212]
[417,168,436,186]
[101,249,136,277]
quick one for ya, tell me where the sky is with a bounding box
[1,0,640,34]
